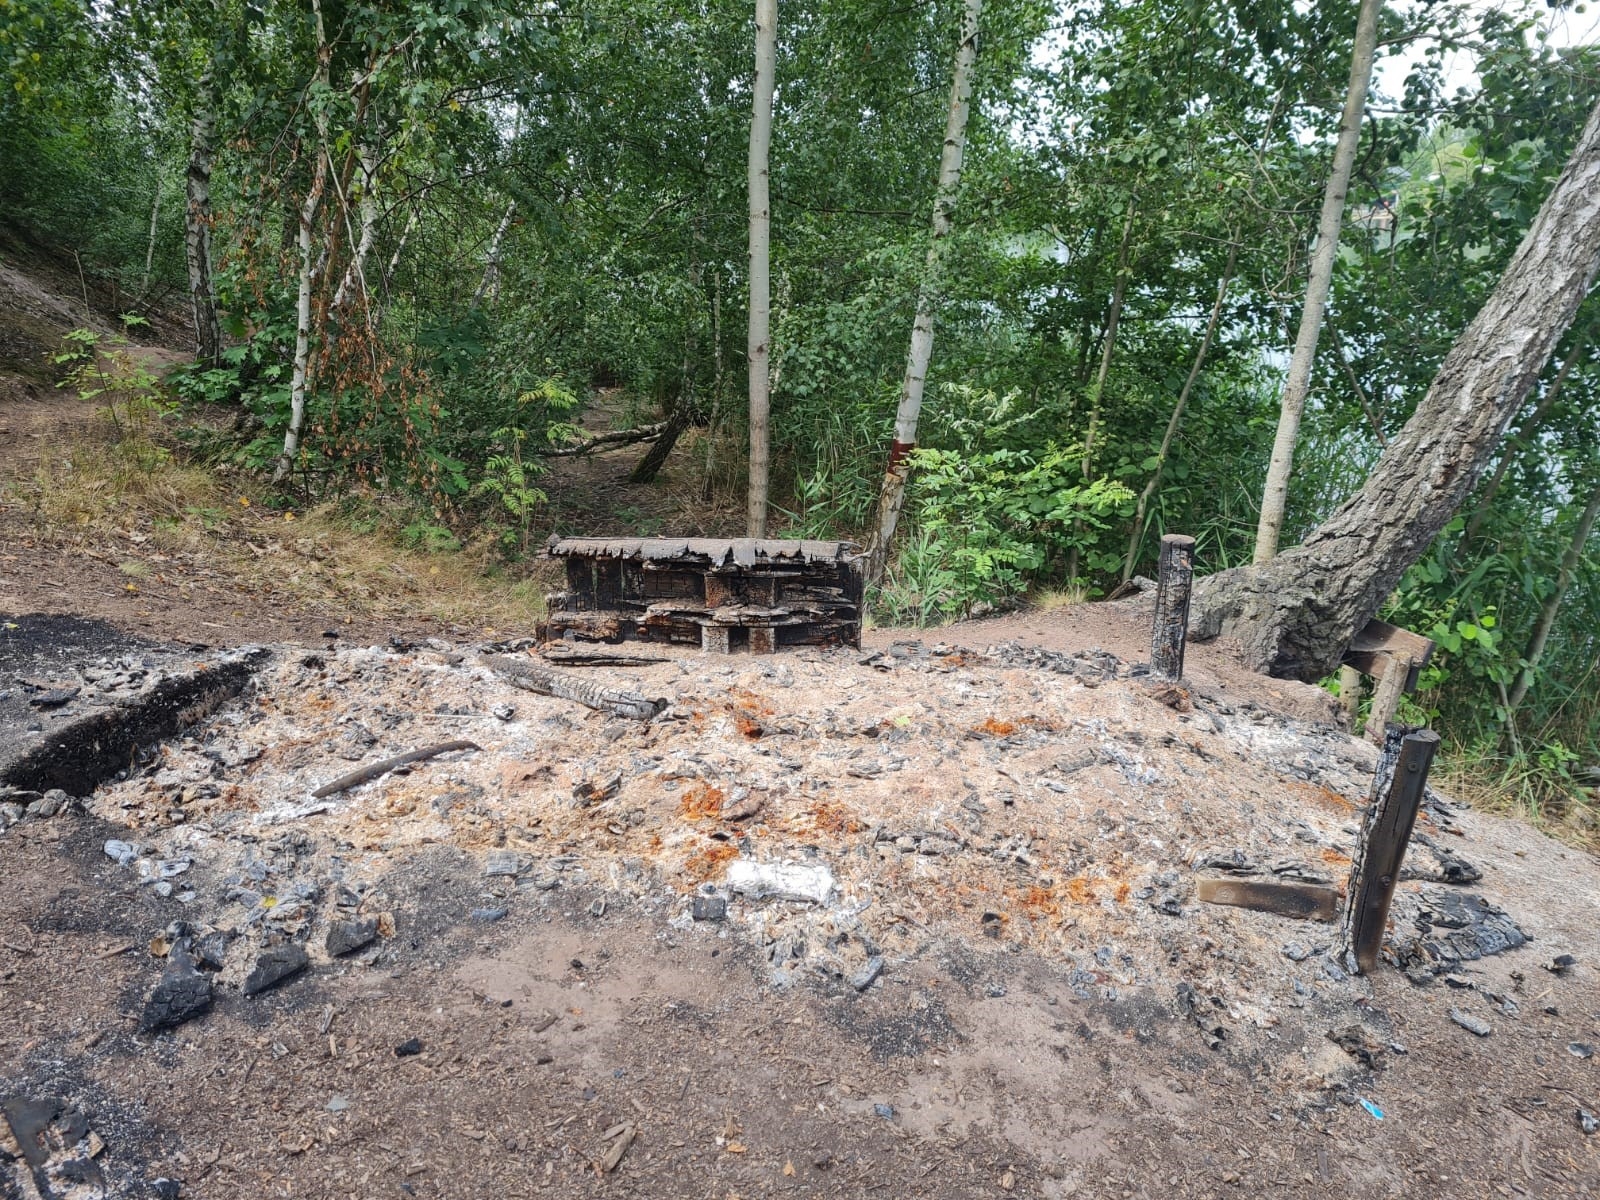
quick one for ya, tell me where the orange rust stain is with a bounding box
[678,782,727,822]
[684,841,739,879]
[1320,848,1352,867]
[727,687,774,716]
[734,711,764,739]
[974,717,1018,737]
[1114,881,1131,904]
[1063,876,1095,904]
[1020,885,1060,917]
[1306,785,1358,812]
[808,801,863,836]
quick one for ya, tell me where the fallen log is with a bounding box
[537,422,669,457]
[480,653,668,720]
[312,740,481,798]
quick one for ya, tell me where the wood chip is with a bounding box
[601,1124,636,1173]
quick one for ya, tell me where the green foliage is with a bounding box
[908,439,1134,613]
[53,323,175,449]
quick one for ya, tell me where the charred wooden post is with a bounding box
[541,537,864,653]
[1151,534,1195,680]
[1339,725,1441,974]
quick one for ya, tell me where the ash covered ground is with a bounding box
[2,617,1598,1199]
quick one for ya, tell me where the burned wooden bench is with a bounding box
[540,536,864,653]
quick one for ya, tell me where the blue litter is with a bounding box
[1357,1097,1384,1121]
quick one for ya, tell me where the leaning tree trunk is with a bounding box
[1190,96,1600,681]
[185,64,223,367]
[1253,0,1381,563]
[862,0,982,587]
[745,0,777,538]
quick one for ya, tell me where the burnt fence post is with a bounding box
[1339,724,1441,974]
[1150,534,1195,681]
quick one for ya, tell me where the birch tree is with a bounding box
[1252,0,1381,562]
[863,0,982,585]
[746,0,777,537]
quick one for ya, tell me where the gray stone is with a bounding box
[691,894,727,922]
[34,789,68,818]
[849,956,885,992]
[244,943,309,996]
[1449,1008,1493,1037]
[104,839,141,867]
[484,849,524,877]
[325,917,379,957]
[470,907,508,923]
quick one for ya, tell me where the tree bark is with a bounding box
[185,64,223,367]
[140,184,162,301]
[471,200,516,310]
[745,0,777,537]
[1121,243,1236,584]
[1504,475,1600,715]
[275,0,332,484]
[1190,97,1600,681]
[332,142,379,313]
[1253,0,1381,563]
[862,0,982,587]
[1460,321,1590,546]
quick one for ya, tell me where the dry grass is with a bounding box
[1028,583,1090,611]
[1437,738,1599,853]
[3,412,553,631]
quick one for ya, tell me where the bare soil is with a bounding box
[1,236,1598,1200]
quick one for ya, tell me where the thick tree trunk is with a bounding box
[745,0,777,537]
[1504,476,1600,715]
[1121,244,1236,583]
[1460,321,1589,546]
[862,0,982,587]
[1191,97,1600,681]
[185,65,223,367]
[1253,0,1380,562]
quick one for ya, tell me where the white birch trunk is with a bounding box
[185,65,222,366]
[140,184,161,300]
[862,0,982,583]
[471,200,516,310]
[745,0,777,537]
[275,0,331,484]
[1253,0,1381,563]
[332,143,379,313]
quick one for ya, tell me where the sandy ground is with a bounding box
[2,619,1598,1200]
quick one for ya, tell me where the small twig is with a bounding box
[312,740,481,799]
[97,943,136,959]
